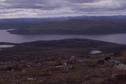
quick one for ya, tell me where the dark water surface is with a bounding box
[0,30,126,44]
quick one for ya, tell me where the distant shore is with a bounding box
[7,28,126,35]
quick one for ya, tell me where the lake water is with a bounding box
[0,45,15,48]
[0,30,126,44]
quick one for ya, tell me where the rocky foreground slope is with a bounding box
[0,39,126,84]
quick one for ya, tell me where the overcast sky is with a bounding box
[0,0,126,19]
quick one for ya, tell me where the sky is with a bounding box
[0,0,126,19]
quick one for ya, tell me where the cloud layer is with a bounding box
[0,0,126,18]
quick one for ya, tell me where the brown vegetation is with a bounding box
[0,39,125,84]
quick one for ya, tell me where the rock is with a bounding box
[114,64,126,70]
[68,56,76,64]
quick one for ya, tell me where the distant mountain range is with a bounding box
[0,16,126,35]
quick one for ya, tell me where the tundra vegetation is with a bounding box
[0,39,125,84]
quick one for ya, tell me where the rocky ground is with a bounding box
[0,39,126,84]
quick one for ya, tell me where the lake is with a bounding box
[0,30,126,44]
[0,45,15,48]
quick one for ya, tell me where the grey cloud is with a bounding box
[2,0,46,8]
[0,0,126,18]
[1,0,126,10]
